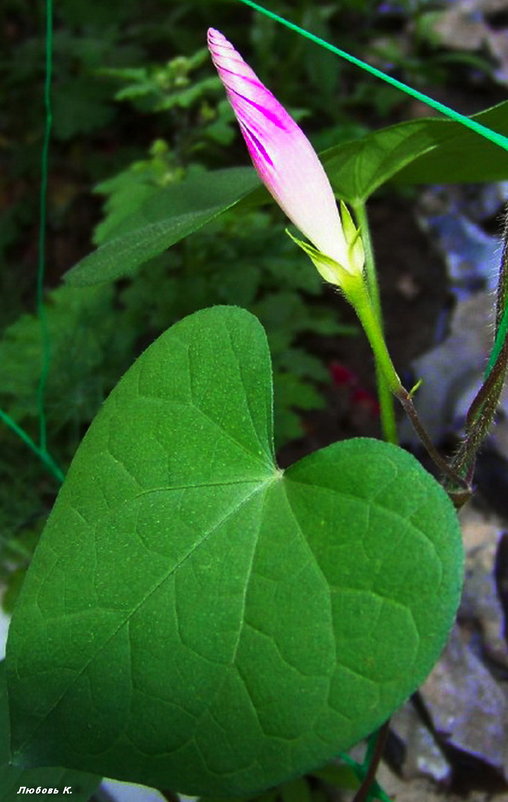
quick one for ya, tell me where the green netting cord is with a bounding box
[237,0,508,152]
[0,0,64,484]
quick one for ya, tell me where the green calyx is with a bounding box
[286,219,401,396]
[285,202,365,296]
[339,200,365,275]
[286,229,347,284]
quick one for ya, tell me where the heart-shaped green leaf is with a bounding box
[0,662,101,802]
[6,307,463,797]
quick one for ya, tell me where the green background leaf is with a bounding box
[393,102,508,185]
[322,101,508,203]
[0,663,100,802]
[6,307,463,796]
[64,168,259,286]
[63,103,508,286]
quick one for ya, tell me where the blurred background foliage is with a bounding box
[1,0,508,588]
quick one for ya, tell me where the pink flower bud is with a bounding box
[207,28,351,271]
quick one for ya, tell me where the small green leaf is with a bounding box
[64,168,259,286]
[6,307,463,797]
[0,663,100,802]
[322,100,508,202]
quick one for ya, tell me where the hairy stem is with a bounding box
[450,204,508,486]
[395,388,471,506]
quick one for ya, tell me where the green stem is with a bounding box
[377,375,397,445]
[353,203,381,319]
[352,203,398,444]
[352,295,402,395]
[348,278,401,445]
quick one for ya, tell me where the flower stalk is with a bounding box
[346,278,402,397]
[352,202,398,444]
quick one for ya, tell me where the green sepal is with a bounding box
[339,201,365,274]
[285,228,400,393]
[286,230,348,286]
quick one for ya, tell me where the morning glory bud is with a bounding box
[208,28,403,397]
[207,28,364,290]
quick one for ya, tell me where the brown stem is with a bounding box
[352,719,391,802]
[395,388,471,499]
[450,205,508,484]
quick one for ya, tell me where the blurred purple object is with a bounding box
[425,213,499,299]
[419,183,508,300]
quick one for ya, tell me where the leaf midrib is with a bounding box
[13,473,281,759]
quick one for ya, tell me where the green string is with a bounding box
[0,408,64,483]
[0,0,63,484]
[37,0,53,454]
[237,0,508,153]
